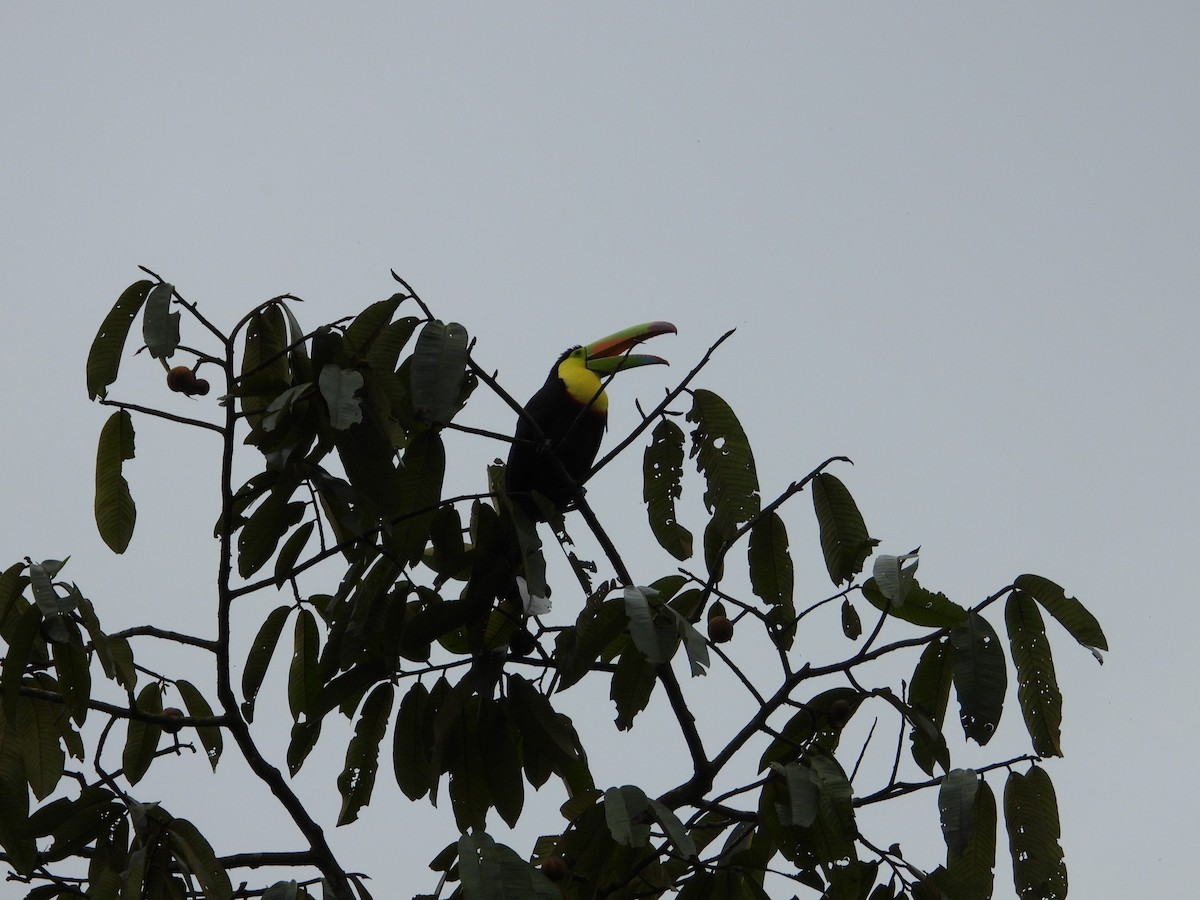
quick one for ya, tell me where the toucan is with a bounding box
[505,321,677,519]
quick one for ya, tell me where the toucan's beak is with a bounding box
[583,321,677,374]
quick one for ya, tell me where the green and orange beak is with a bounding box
[582,321,677,374]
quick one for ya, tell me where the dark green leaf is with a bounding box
[274,520,315,588]
[1014,574,1107,660]
[167,817,233,900]
[643,419,693,560]
[18,696,66,800]
[759,688,861,770]
[687,389,761,573]
[482,698,524,828]
[94,409,137,553]
[87,279,152,400]
[0,737,35,874]
[947,778,996,899]
[950,612,1006,746]
[287,720,322,776]
[176,679,223,770]
[337,682,394,825]
[446,697,489,833]
[1006,592,1063,757]
[863,577,967,628]
[237,484,305,578]
[938,768,978,857]
[142,282,180,360]
[749,511,795,617]
[611,643,657,731]
[241,304,292,437]
[603,785,651,847]
[812,473,877,586]
[411,320,469,426]
[909,637,953,775]
[52,637,90,725]
[1004,767,1066,900]
[2,604,42,719]
[288,609,320,722]
[841,598,862,640]
[241,605,292,722]
[344,295,404,359]
[624,585,666,665]
[121,683,163,786]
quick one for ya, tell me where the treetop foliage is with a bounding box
[0,270,1106,899]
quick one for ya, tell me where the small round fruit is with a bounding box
[540,855,568,883]
[707,615,734,644]
[508,628,536,657]
[191,378,211,397]
[166,366,197,393]
[161,707,185,734]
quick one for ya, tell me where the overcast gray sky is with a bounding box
[3,4,1196,898]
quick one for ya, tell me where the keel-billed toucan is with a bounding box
[505,321,677,518]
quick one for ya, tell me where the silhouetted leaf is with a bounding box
[273,520,314,588]
[759,688,861,770]
[687,389,760,573]
[344,295,404,359]
[643,419,693,560]
[938,769,978,858]
[87,279,152,401]
[94,410,137,553]
[337,682,394,825]
[749,511,795,624]
[0,738,35,874]
[121,683,162,786]
[1014,574,1107,661]
[393,681,434,801]
[241,304,291,437]
[51,636,90,726]
[603,785,652,847]
[812,473,877,585]
[624,586,665,665]
[863,577,967,628]
[141,282,179,360]
[1004,767,1066,900]
[411,320,469,426]
[288,609,320,722]
[241,605,292,723]
[909,637,953,775]
[482,698,524,828]
[950,612,1006,746]
[1006,592,1063,757]
[237,485,305,578]
[841,599,862,640]
[176,679,223,770]
[167,817,232,900]
[947,777,996,899]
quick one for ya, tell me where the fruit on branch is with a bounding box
[161,707,186,734]
[166,365,209,397]
[707,615,735,643]
[192,378,211,396]
[540,856,569,882]
[828,698,852,729]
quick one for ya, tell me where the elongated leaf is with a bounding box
[482,698,524,828]
[863,577,966,628]
[1004,767,1067,900]
[167,817,232,900]
[87,279,152,400]
[344,295,404,359]
[393,682,434,801]
[121,683,163,786]
[241,304,291,435]
[386,430,446,565]
[18,696,65,800]
[749,511,795,613]
[841,599,862,640]
[624,586,665,665]
[758,688,860,770]
[687,389,760,572]
[643,419,693,560]
[909,637,953,775]
[948,778,996,899]
[938,768,978,857]
[1006,592,1063,757]
[411,320,469,426]
[337,682,394,825]
[237,485,305,578]
[241,605,291,722]
[812,473,877,586]
[648,796,698,860]
[783,764,820,828]
[507,674,579,767]
[51,638,90,725]
[274,520,314,588]
[288,609,320,722]
[141,282,179,360]
[446,697,489,833]
[603,785,651,847]
[94,410,137,553]
[0,737,35,874]
[1014,573,1107,660]
[872,551,918,605]
[318,365,365,430]
[176,680,223,770]
[950,612,1006,746]
[2,604,42,718]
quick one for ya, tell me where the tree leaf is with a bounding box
[863,577,966,628]
[938,768,978,858]
[318,365,365,430]
[909,637,953,775]
[947,777,996,899]
[872,550,918,605]
[393,681,434,801]
[624,586,665,665]
[749,511,795,621]
[1004,767,1067,900]
[482,698,524,828]
[841,599,862,640]
[94,410,137,553]
[86,279,152,400]
[411,320,469,426]
[241,304,292,437]
[0,737,36,875]
[273,520,314,588]
[287,609,320,722]
[141,282,180,360]
[344,295,404,360]
[237,484,305,578]
[643,419,693,560]
[811,473,877,586]
[337,682,394,825]
[241,605,292,722]
[950,612,1006,746]
[167,817,232,900]
[51,637,90,726]
[1005,592,1063,758]
[176,679,223,770]
[687,389,761,573]
[121,683,162,786]
[1014,574,1107,661]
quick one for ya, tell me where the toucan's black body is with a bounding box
[504,321,676,521]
